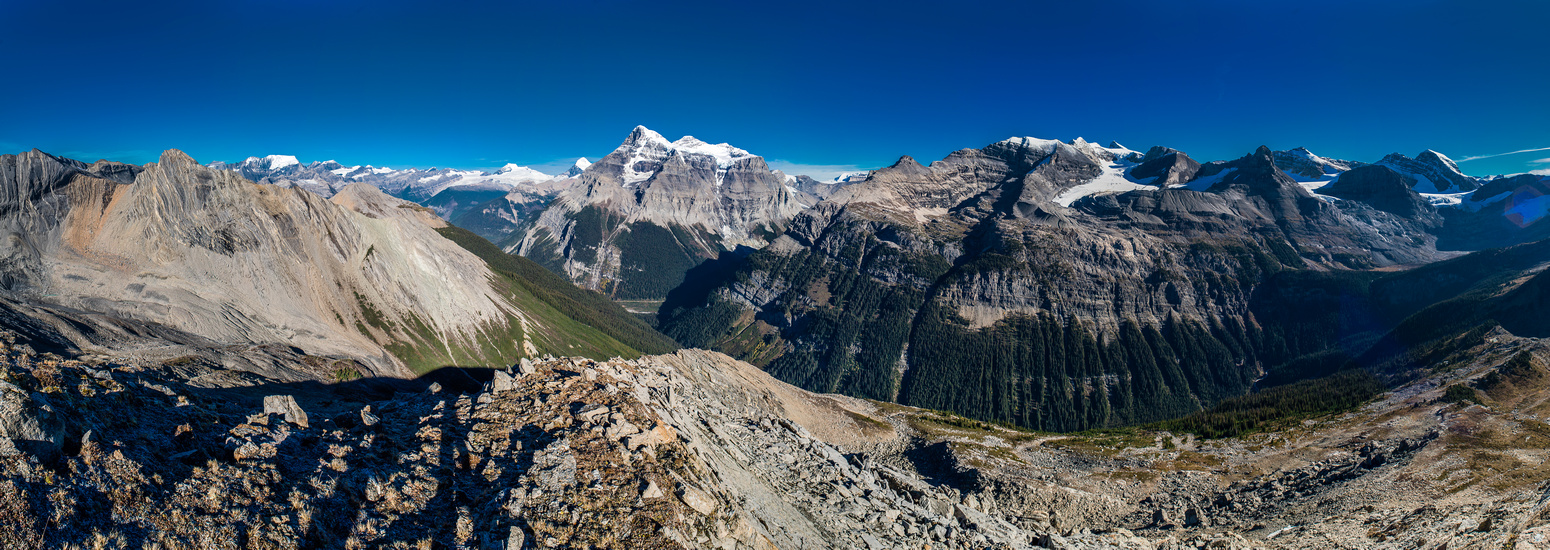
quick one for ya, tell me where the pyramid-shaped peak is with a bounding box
[625,125,670,146]
[1417,149,1464,174]
[159,149,197,165]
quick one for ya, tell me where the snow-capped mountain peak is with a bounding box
[1377,150,1481,194]
[626,125,671,147]
[668,136,751,168]
[1271,147,1364,183]
[566,157,592,177]
[614,126,760,187]
[829,172,869,184]
[494,163,553,181]
[1418,149,1464,174]
[249,154,299,170]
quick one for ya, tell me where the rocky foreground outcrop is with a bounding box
[0,338,1056,549]
[4,325,1550,548]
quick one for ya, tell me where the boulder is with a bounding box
[490,370,515,393]
[677,482,718,516]
[262,395,310,428]
[360,405,379,427]
[0,381,65,459]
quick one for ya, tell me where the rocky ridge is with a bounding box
[0,335,1060,549]
[0,148,650,377]
[7,320,1549,549]
[660,136,1449,432]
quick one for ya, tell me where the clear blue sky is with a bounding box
[2,0,1546,178]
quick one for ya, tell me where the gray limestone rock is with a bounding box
[491,369,516,393]
[263,395,309,428]
[0,381,65,459]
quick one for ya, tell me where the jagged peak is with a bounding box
[995,136,1065,150]
[1418,149,1464,174]
[1141,145,1186,162]
[159,149,197,165]
[625,125,670,147]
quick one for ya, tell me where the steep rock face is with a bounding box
[0,149,651,377]
[1130,146,1201,187]
[68,151,527,376]
[1376,150,1481,193]
[0,151,142,292]
[660,138,1445,432]
[1081,146,1439,267]
[1321,165,1437,220]
[514,127,807,300]
[452,187,554,245]
[791,172,866,200]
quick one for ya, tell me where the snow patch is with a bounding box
[495,163,552,180]
[830,172,867,184]
[1053,159,1154,207]
[264,155,299,170]
[671,136,751,168]
[1176,167,1237,191]
[1420,192,1472,208]
[616,126,758,187]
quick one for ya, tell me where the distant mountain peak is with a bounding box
[566,157,591,177]
[160,149,196,165]
[1377,150,1479,193]
[1417,149,1464,175]
[626,125,670,147]
[243,154,299,170]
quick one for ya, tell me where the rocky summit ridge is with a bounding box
[511,126,812,300]
[0,148,654,379]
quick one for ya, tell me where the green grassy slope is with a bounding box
[436,225,680,356]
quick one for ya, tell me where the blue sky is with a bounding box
[2,0,1546,179]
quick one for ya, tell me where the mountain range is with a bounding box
[207,128,1550,432]
[8,128,1550,547]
